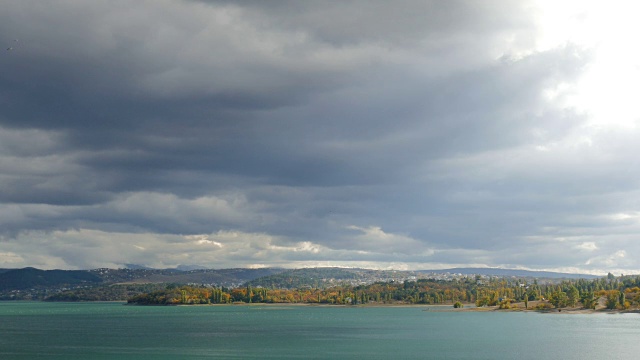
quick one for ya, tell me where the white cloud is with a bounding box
[608,213,640,222]
[586,250,629,268]
[185,234,223,248]
[575,242,598,251]
[0,251,23,265]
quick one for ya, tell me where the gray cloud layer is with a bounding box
[1,1,638,273]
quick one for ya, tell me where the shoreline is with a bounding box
[129,301,640,314]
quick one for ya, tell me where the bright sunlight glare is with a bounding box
[534,0,640,129]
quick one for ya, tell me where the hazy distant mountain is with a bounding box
[418,267,600,279]
[175,264,208,271]
[122,264,155,270]
[125,264,212,271]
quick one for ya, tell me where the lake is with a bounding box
[1,302,638,359]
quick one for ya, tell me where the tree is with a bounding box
[453,301,463,308]
[581,291,596,310]
[567,286,579,307]
[475,296,489,307]
[606,291,620,310]
[549,291,568,308]
[498,299,511,309]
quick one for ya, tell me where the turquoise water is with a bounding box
[0,302,638,359]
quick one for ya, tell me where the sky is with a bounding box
[1,1,640,274]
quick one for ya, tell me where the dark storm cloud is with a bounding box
[1,1,637,272]
[1,1,540,172]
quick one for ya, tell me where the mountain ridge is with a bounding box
[418,267,601,279]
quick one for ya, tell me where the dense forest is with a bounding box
[127,273,640,310]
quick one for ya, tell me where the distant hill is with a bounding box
[245,267,601,290]
[0,267,103,291]
[174,264,208,271]
[418,267,600,279]
[122,264,155,270]
[246,267,417,289]
[0,267,287,293]
[111,268,287,286]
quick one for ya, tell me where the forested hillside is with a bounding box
[0,268,102,291]
[0,267,285,300]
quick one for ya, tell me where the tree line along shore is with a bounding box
[124,273,640,312]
